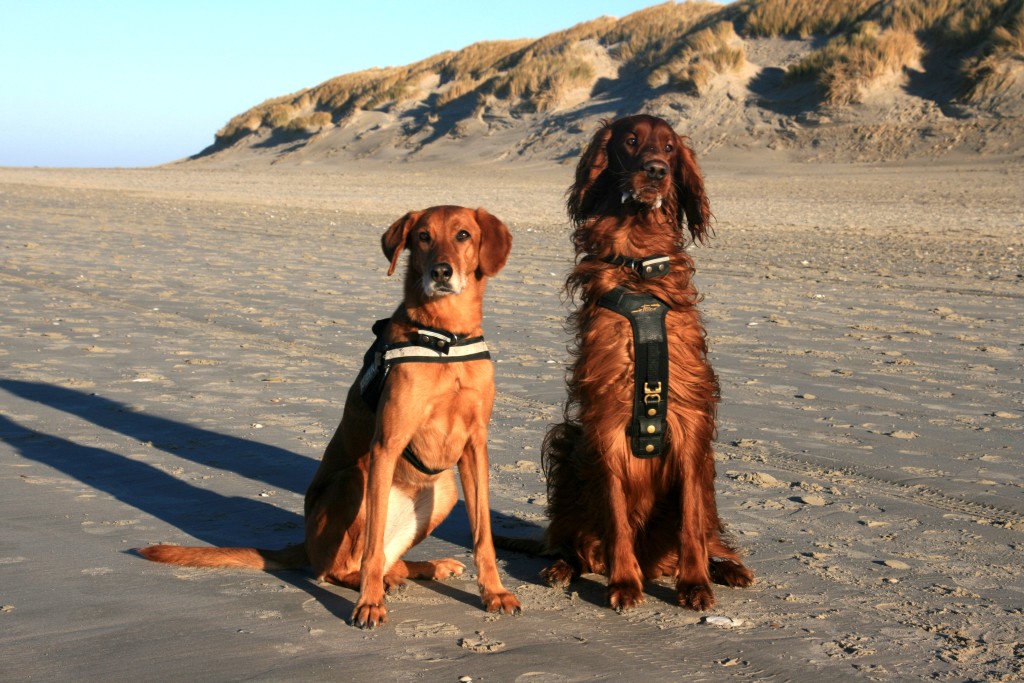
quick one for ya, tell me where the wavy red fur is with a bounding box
[543,115,753,611]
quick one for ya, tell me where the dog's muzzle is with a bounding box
[431,262,453,284]
[622,190,663,210]
[621,159,669,209]
[422,262,463,296]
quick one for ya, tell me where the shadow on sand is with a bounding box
[0,379,547,620]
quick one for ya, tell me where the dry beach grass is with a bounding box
[0,156,1022,680]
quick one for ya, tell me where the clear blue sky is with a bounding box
[0,1,692,168]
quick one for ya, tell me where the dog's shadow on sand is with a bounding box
[0,378,551,620]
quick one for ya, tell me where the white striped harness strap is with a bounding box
[357,318,490,476]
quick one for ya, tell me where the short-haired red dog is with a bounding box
[140,206,521,628]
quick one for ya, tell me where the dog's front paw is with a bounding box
[432,558,466,580]
[481,590,522,616]
[677,581,716,611]
[607,581,644,612]
[351,601,388,629]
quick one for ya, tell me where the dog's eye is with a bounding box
[626,136,638,147]
[664,144,674,153]
[456,230,471,242]
[418,232,431,243]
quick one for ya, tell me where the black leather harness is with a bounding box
[357,318,490,475]
[597,255,672,457]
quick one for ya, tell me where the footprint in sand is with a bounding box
[394,619,461,639]
[458,631,505,653]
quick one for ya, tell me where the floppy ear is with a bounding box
[567,120,614,225]
[474,207,512,277]
[381,210,423,276]
[673,136,714,245]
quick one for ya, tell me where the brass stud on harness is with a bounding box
[645,444,655,453]
[646,424,656,434]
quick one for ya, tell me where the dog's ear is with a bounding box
[381,210,423,276]
[673,136,714,245]
[474,207,512,277]
[567,120,614,225]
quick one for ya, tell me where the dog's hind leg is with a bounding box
[709,554,754,588]
[541,558,580,588]
[381,471,465,590]
[708,522,754,588]
[304,465,366,589]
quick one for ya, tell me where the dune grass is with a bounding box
[214,0,1024,145]
[740,0,876,38]
[651,20,747,94]
[780,0,1022,105]
[785,22,922,104]
[959,0,1024,102]
[598,1,721,65]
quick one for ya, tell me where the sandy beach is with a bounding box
[1,157,1022,681]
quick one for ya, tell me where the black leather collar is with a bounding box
[601,254,670,280]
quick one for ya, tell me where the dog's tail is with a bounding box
[136,542,307,571]
[492,534,556,557]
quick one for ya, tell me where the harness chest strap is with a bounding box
[358,318,490,475]
[596,287,670,458]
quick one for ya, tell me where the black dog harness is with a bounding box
[358,318,490,475]
[597,255,672,457]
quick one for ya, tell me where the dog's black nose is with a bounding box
[431,263,453,283]
[643,160,668,181]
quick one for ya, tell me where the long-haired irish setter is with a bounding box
[139,206,521,628]
[541,115,753,611]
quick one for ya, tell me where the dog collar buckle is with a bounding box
[637,256,670,279]
[416,328,457,354]
[602,254,670,280]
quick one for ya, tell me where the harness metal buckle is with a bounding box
[643,382,662,416]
